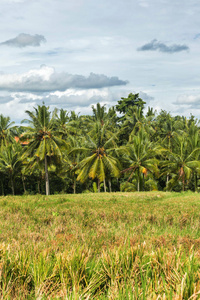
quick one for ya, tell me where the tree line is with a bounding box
[0,92,200,195]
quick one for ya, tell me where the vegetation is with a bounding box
[1,95,200,298]
[0,93,200,195]
[0,192,200,299]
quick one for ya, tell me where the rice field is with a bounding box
[0,191,200,299]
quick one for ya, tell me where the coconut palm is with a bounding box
[120,128,160,191]
[92,102,107,124]
[92,103,118,131]
[0,143,22,195]
[21,104,65,195]
[160,134,200,191]
[71,123,121,192]
[187,124,200,191]
[0,114,16,148]
[55,108,70,139]
[57,135,82,194]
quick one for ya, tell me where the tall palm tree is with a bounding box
[92,102,107,124]
[160,134,200,191]
[0,143,22,195]
[0,114,16,148]
[55,108,69,139]
[57,135,82,194]
[21,104,65,195]
[71,124,120,192]
[154,113,183,189]
[120,128,160,191]
[187,125,200,191]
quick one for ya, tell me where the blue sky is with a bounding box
[0,0,200,122]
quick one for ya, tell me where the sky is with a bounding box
[0,0,200,123]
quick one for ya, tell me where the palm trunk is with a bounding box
[1,179,4,196]
[182,176,185,192]
[143,173,145,191]
[37,180,41,194]
[98,178,100,193]
[22,176,26,193]
[166,173,169,191]
[73,177,76,194]
[137,169,140,192]
[103,179,107,192]
[108,179,112,193]
[11,176,15,195]
[195,173,198,192]
[44,154,50,195]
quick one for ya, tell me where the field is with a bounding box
[0,192,200,299]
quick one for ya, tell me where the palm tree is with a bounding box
[71,124,120,192]
[0,114,16,148]
[92,102,107,124]
[120,128,160,191]
[154,112,184,189]
[0,143,22,195]
[55,108,69,139]
[91,103,119,133]
[21,104,65,195]
[187,124,200,191]
[57,135,82,194]
[160,134,200,191]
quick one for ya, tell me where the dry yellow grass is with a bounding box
[0,191,200,299]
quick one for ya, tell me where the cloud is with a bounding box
[0,88,160,123]
[0,95,14,104]
[175,94,200,107]
[137,0,149,8]
[137,39,189,53]
[0,88,122,123]
[16,88,116,107]
[0,33,46,48]
[194,33,200,40]
[139,91,154,102]
[0,65,128,93]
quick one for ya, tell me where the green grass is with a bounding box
[0,191,200,299]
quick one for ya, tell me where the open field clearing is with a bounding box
[1,192,200,299]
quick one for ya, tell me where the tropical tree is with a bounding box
[91,103,119,133]
[0,114,16,148]
[187,123,200,191]
[0,143,22,195]
[160,134,200,191]
[57,135,82,194]
[72,123,121,192]
[55,108,70,139]
[120,128,160,191]
[21,104,65,195]
[116,93,146,117]
[92,102,107,124]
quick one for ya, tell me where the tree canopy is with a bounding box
[0,93,200,195]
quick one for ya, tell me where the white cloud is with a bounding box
[0,88,119,123]
[175,94,200,106]
[0,65,128,92]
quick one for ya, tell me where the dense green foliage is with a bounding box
[1,94,200,195]
[0,192,200,298]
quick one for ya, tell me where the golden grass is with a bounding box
[0,191,200,298]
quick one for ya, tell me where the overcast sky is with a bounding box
[0,0,200,123]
